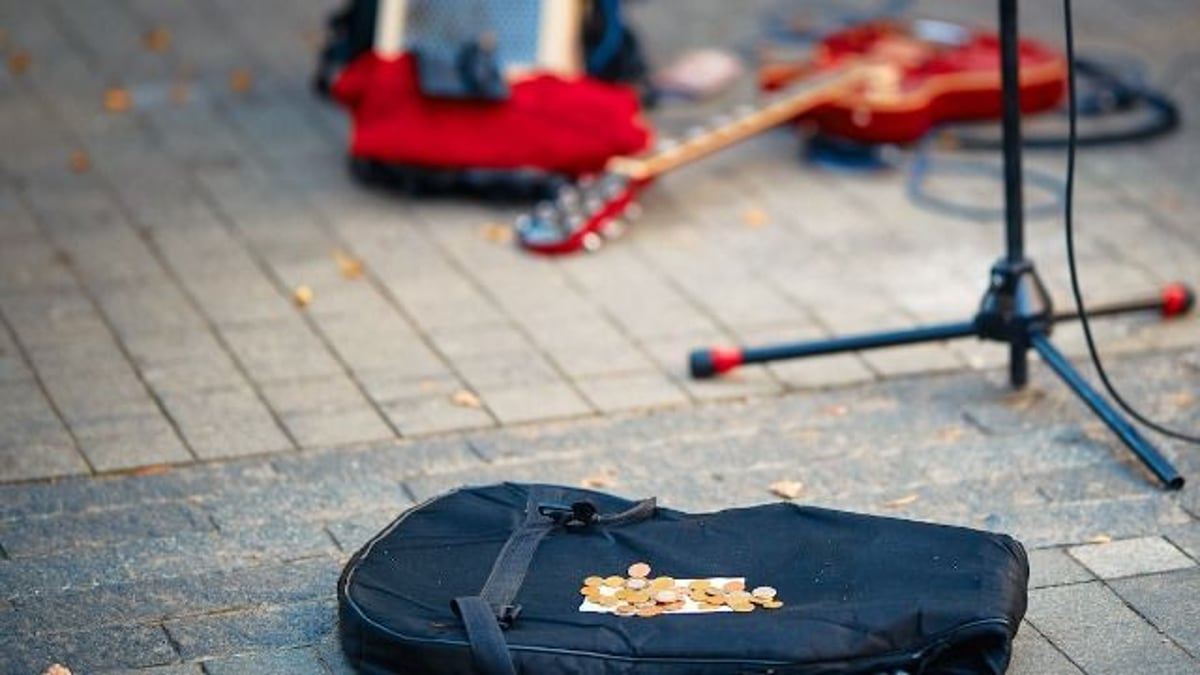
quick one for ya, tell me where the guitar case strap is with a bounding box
[453,487,657,675]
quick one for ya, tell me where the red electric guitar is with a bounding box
[515,20,1066,255]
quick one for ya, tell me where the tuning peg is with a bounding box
[581,232,604,252]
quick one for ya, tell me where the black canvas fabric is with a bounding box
[339,483,1029,674]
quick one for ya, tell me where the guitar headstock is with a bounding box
[516,172,646,255]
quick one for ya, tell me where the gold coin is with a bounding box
[663,601,685,612]
[598,595,621,607]
[688,580,711,591]
[654,589,679,604]
[584,576,604,587]
[627,591,650,604]
[748,596,766,605]
[763,600,784,609]
[614,589,630,601]
[731,603,755,613]
[705,595,726,606]
[636,606,662,617]
[649,576,675,590]
[615,604,636,616]
[751,586,777,600]
[580,586,600,597]
[604,576,625,588]
[626,578,648,590]
[727,590,751,602]
[627,562,651,579]
[723,580,745,593]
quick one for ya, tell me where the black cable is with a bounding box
[1062,0,1200,445]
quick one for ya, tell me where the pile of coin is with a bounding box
[579,561,783,617]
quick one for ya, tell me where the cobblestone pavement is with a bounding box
[1,0,1199,672]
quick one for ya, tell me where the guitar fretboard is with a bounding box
[606,66,864,181]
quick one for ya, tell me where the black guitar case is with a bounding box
[338,483,1029,674]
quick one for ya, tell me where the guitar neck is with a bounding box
[606,66,862,181]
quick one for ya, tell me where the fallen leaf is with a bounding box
[169,82,190,106]
[1166,390,1196,409]
[292,285,314,308]
[768,480,804,500]
[42,665,72,675]
[103,87,132,113]
[229,67,254,93]
[580,473,617,489]
[127,464,171,477]
[480,222,514,244]
[8,50,31,75]
[451,389,482,408]
[142,27,172,53]
[743,207,769,228]
[822,404,849,418]
[882,494,919,509]
[935,426,965,443]
[1086,534,1112,545]
[68,150,91,173]
[333,249,364,279]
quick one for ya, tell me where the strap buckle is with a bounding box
[537,501,599,529]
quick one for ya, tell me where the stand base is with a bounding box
[689,275,1194,489]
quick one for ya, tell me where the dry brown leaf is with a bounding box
[8,50,31,75]
[768,480,804,500]
[451,389,482,409]
[68,150,91,174]
[103,87,132,113]
[333,249,364,279]
[142,27,172,53]
[42,665,72,675]
[1166,390,1196,409]
[743,207,769,229]
[127,464,172,477]
[229,67,254,93]
[936,426,965,443]
[580,474,617,489]
[480,222,514,244]
[169,82,190,106]
[882,494,919,509]
[292,285,314,308]
[1086,534,1112,545]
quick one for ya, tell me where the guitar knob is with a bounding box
[582,232,604,252]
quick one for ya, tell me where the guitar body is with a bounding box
[763,21,1066,144]
[518,20,1068,255]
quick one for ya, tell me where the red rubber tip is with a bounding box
[709,346,745,375]
[1162,283,1195,317]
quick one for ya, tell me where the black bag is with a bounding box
[339,483,1029,674]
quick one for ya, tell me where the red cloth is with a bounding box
[332,53,652,175]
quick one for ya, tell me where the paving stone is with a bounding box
[278,408,395,449]
[475,380,595,426]
[165,599,337,661]
[354,370,463,405]
[160,386,294,459]
[0,624,177,674]
[1110,568,1200,657]
[574,371,690,414]
[1068,536,1195,580]
[71,412,193,472]
[3,557,340,635]
[1009,623,1084,675]
[200,647,328,675]
[102,665,202,675]
[381,394,496,436]
[1165,523,1200,563]
[0,501,212,558]
[1028,547,1095,589]
[0,519,335,598]
[220,320,344,384]
[325,508,400,553]
[1026,582,1196,674]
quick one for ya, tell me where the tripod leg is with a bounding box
[689,321,978,378]
[1030,334,1184,489]
[1010,341,1028,389]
